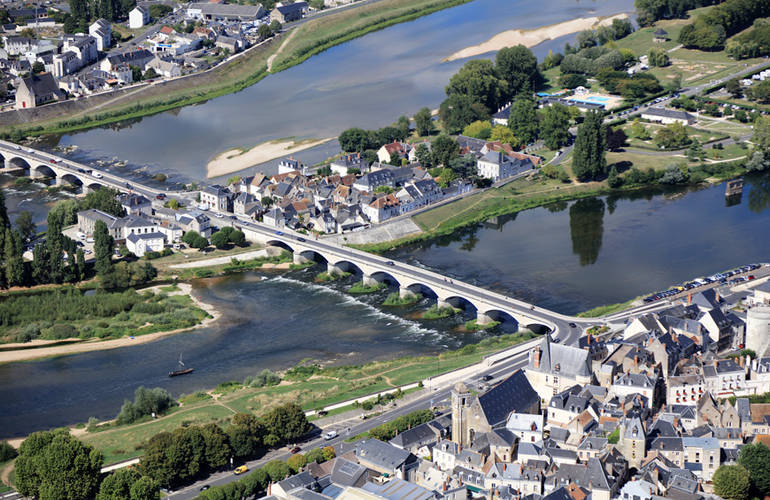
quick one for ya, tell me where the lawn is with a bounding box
[695,118,753,137]
[77,332,536,464]
[606,151,687,171]
[622,122,727,150]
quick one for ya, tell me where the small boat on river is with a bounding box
[168,354,193,377]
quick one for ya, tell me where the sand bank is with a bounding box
[444,13,630,62]
[0,284,220,364]
[206,137,332,178]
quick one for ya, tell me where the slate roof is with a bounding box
[330,458,367,487]
[388,421,441,449]
[477,370,539,428]
[354,439,411,471]
[126,231,165,243]
[650,437,684,452]
[279,471,316,492]
[529,335,591,378]
[642,108,694,121]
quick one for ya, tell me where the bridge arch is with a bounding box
[60,173,84,188]
[480,309,520,333]
[329,259,364,277]
[523,323,552,335]
[86,182,105,191]
[296,248,327,264]
[368,270,401,287]
[8,156,31,172]
[33,164,57,179]
[439,295,477,314]
[402,282,438,300]
[264,239,296,253]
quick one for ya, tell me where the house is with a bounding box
[16,73,65,109]
[353,170,395,193]
[492,102,512,126]
[77,209,121,239]
[126,232,165,257]
[640,108,694,125]
[270,2,307,23]
[610,373,660,408]
[377,142,410,164]
[200,185,231,212]
[363,194,399,224]
[476,151,528,182]
[389,421,444,455]
[331,154,368,175]
[506,413,544,443]
[525,335,592,402]
[176,211,211,238]
[119,193,152,216]
[703,358,746,397]
[101,48,154,72]
[187,3,265,21]
[215,35,243,54]
[353,439,415,476]
[3,36,34,56]
[451,370,540,448]
[618,479,655,500]
[146,56,181,78]
[129,6,150,28]
[89,19,111,51]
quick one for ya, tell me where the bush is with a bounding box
[116,386,175,425]
[143,251,161,260]
[0,441,17,462]
[559,73,587,88]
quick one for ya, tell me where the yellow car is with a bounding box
[234,465,248,475]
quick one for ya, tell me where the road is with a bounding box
[166,323,585,499]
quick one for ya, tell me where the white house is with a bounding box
[640,108,695,125]
[476,151,516,181]
[89,19,111,51]
[126,232,165,257]
[129,5,150,29]
[506,413,544,443]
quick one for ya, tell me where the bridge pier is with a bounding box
[362,274,379,288]
[399,287,417,300]
[327,263,344,276]
[293,253,311,265]
[476,311,495,325]
[54,176,65,186]
[29,168,44,180]
[436,299,453,310]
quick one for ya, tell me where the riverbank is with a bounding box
[207,138,332,178]
[0,0,473,138]
[0,284,219,364]
[444,13,630,62]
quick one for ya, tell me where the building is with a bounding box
[54,34,98,78]
[146,56,181,78]
[129,5,150,29]
[525,335,592,402]
[187,3,265,21]
[451,370,539,448]
[640,108,694,125]
[16,73,65,109]
[77,209,121,239]
[126,231,165,257]
[270,2,307,23]
[747,306,770,357]
[89,19,111,51]
[119,193,152,216]
[101,48,154,72]
[653,28,669,43]
[618,416,646,469]
[200,185,231,212]
[476,151,526,182]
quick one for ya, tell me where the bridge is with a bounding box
[0,139,178,200]
[234,221,607,335]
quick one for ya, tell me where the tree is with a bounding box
[726,78,743,98]
[414,143,432,167]
[559,73,587,89]
[495,45,540,99]
[607,165,621,188]
[338,128,372,153]
[81,188,126,217]
[739,442,770,495]
[322,446,336,461]
[655,122,691,149]
[462,120,492,140]
[746,152,769,172]
[5,228,25,287]
[439,94,488,134]
[97,468,141,500]
[229,229,246,246]
[430,135,459,167]
[648,47,670,67]
[258,23,272,39]
[0,441,17,462]
[414,107,433,137]
[93,220,114,277]
[539,104,571,150]
[571,110,606,182]
[396,115,410,138]
[629,119,651,140]
[129,476,160,500]
[269,20,281,33]
[260,196,274,208]
[508,95,539,146]
[14,210,36,242]
[261,403,311,447]
[489,125,517,146]
[32,61,45,74]
[445,59,508,112]
[32,243,50,284]
[16,429,103,500]
[210,230,230,249]
[605,127,627,151]
[201,423,231,471]
[0,189,9,229]
[130,65,143,82]
[659,163,689,184]
[753,115,770,150]
[75,248,86,281]
[45,211,66,284]
[713,464,751,500]
[749,80,770,103]
[263,460,290,482]
[287,453,307,473]
[143,68,158,80]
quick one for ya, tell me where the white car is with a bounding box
[215,213,224,218]
[92,172,103,179]
[324,431,338,440]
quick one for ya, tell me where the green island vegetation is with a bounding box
[0,288,209,345]
[0,0,472,138]
[383,292,422,306]
[72,332,535,464]
[421,305,460,319]
[464,319,501,332]
[348,281,387,294]
[315,271,351,282]
[577,297,640,318]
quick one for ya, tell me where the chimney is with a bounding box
[587,334,592,345]
[688,293,692,305]
[634,355,639,366]
[534,347,541,369]
[740,356,745,368]
[715,290,721,303]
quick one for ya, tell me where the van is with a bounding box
[324,431,338,440]
[76,232,86,239]
[234,465,248,475]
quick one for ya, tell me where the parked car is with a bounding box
[156,193,166,200]
[481,375,493,381]
[290,446,301,454]
[234,466,248,475]
[324,431,337,440]
[275,231,283,235]
[200,485,210,491]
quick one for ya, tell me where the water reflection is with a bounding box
[569,198,605,267]
[747,173,770,214]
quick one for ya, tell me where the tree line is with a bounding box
[635,0,721,26]
[678,0,770,50]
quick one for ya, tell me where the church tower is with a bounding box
[451,381,472,447]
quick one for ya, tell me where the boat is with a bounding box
[168,353,194,377]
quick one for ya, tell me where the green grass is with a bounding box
[623,123,727,150]
[383,292,422,306]
[577,298,639,318]
[178,391,212,405]
[420,305,459,320]
[348,281,387,294]
[464,319,500,332]
[315,271,350,282]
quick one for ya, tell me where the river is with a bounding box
[43,0,635,182]
[1,174,769,437]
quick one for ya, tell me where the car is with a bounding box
[125,182,131,188]
[92,172,103,179]
[234,466,248,475]
[568,322,577,328]
[324,431,338,440]
[552,337,561,343]
[276,231,283,235]
[297,237,306,242]
[290,446,301,454]
[14,145,20,150]
[49,159,56,164]
[156,193,165,200]
[385,261,395,266]
[77,168,85,173]
[481,375,493,381]
[200,485,210,491]
[215,213,224,218]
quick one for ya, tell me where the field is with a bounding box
[78,331,536,463]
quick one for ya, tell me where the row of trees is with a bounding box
[338,117,412,154]
[141,403,311,488]
[714,443,770,500]
[635,0,719,26]
[574,19,634,49]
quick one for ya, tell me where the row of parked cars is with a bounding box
[643,263,763,303]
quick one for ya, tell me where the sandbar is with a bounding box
[0,284,220,364]
[444,13,630,62]
[206,137,332,178]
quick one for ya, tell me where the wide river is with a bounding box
[45,0,636,181]
[1,175,769,437]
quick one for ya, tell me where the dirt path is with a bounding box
[267,29,298,72]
